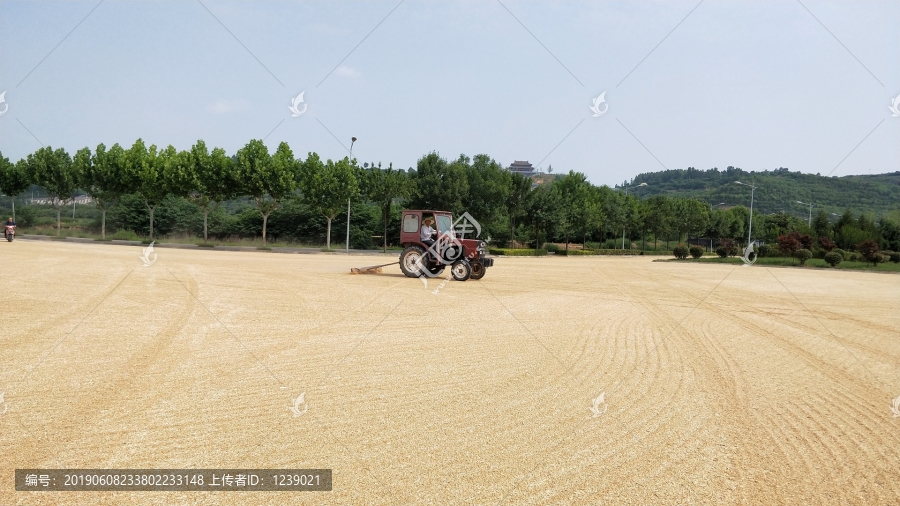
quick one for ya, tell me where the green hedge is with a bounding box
[555,248,645,256]
[489,248,548,256]
[554,248,596,256]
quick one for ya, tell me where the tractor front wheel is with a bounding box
[450,260,472,281]
[399,246,426,278]
[470,261,486,280]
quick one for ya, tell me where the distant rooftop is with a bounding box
[508,160,539,176]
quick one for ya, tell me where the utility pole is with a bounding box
[797,201,813,228]
[735,181,758,246]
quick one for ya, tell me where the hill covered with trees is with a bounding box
[628,167,900,217]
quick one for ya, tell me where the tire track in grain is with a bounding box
[10,268,198,468]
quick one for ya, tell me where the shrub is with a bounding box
[544,243,560,253]
[832,249,847,261]
[818,236,837,252]
[587,249,642,256]
[715,246,727,258]
[719,238,739,257]
[757,244,771,258]
[777,234,801,257]
[890,252,900,263]
[489,247,548,256]
[555,248,595,256]
[13,206,36,228]
[849,252,862,262]
[824,252,843,267]
[689,246,704,259]
[554,249,645,256]
[794,248,812,265]
[673,244,689,260]
[856,239,881,265]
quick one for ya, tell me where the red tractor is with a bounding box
[398,210,493,281]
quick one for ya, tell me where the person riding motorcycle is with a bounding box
[5,217,16,240]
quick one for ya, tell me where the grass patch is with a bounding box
[673,256,900,272]
[197,243,215,248]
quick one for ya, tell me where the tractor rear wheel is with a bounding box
[470,261,486,280]
[450,260,472,281]
[399,246,426,278]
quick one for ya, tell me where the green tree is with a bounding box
[505,173,532,245]
[878,216,900,251]
[173,140,237,241]
[410,152,468,213]
[236,140,298,246]
[26,146,79,236]
[300,153,357,250]
[556,171,592,250]
[604,190,632,249]
[365,163,411,252]
[77,143,126,239]
[644,195,671,250]
[463,154,510,232]
[579,184,604,246]
[680,199,710,245]
[120,140,171,240]
[524,182,562,249]
[0,152,31,221]
[811,209,831,239]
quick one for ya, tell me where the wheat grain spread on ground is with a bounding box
[1,240,899,505]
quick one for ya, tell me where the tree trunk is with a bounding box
[56,207,61,236]
[262,212,270,246]
[383,208,388,253]
[11,198,15,222]
[203,208,209,242]
[326,217,332,250]
[101,209,106,240]
[149,207,156,240]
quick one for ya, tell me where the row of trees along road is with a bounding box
[0,140,366,247]
[2,143,898,252]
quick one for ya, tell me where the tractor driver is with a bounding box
[420,217,437,249]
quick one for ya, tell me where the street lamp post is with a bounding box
[347,137,357,253]
[735,181,757,247]
[797,200,813,228]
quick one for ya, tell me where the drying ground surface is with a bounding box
[1,240,899,505]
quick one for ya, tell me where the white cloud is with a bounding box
[335,65,361,78]
[207,99,249,114]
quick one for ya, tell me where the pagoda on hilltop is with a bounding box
[508,160,539,177]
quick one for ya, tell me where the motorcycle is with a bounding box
[5,224,15,242]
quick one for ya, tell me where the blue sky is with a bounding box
[1,0,898,187]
